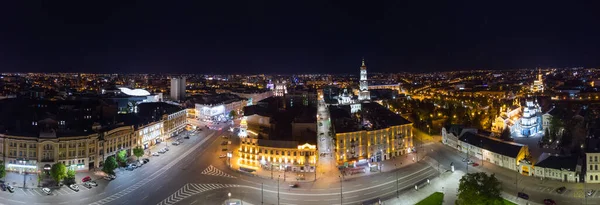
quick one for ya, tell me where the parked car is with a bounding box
[143,158,150,163]
[109,174,116,179]
[517,192,529,200]
[219,154,227,158]
[69,184,79,192]
[556,186,566,194]
[82,176,92,182]
[543,199,556,205]
[152,152,159,156]
[103,176,113,181]
[41,187,51,195]
[472,163,479,167]
[6,185,14,193]
[126,164,137,171]
[82,182,92,188]
[289,183,299,188]
[587,189,595,196]
[184,136,190,139]
[0,183,5,191]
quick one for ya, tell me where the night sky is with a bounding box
[1,1,599,74]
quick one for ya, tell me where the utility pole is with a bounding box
[339,175,343,205]
[466,140,469,173]
[480,140,483,167]
[277,175,280,205]
[261,183,264,205]
[395,163,399,198]
[271,164,273,179]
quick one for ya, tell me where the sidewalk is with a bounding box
[3,168,106,189]
[382,170,461,205]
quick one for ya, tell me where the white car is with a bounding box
[87,181,98,187]
[41,187,52,195]
[69,184,79,192]
[152,152,159,156]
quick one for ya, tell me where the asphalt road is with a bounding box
[4,124,600,205]
[0,128,222,205]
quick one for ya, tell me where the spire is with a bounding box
[361,57,365,67]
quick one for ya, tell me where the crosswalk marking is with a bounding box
[88,133,215,205]
[200,165,236,178]
[156,183,240,205]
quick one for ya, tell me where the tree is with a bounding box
[229,110,237,119]
[549,116,564,140]
[0,161,5,179]
[102,156,118,175]
[133,146,144,161]
[542,128,551,143]
[64,169,76,185]
[499,128,512,141]
[50,162,67,185]
[116,150,127,166]
[457,172,503,205]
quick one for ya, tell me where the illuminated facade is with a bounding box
[238,117,248,138]
[358,59,371,101]
[531,69,544,93]
[238,138,317,172]
[97,126,135,168]
[138,122,164,149]
[2,133,98,173]
[195,99,247,122]
[335,123,413,165]
[517,99,541,137]
[457,132,530,174]
[164,109,187,138]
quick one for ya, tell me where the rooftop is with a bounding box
[189,93,246,106]
[331,102,412,134]
[535,154,578,171]
[459,132,526,158]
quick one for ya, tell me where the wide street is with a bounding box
[0,127,224,205]
[3,124,600,205]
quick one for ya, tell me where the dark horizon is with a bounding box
[0,1,599,74]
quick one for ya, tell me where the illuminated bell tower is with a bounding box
[358,58,371,101]
[238,117,248,138]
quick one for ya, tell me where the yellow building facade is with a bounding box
[335,123,413,165]
[238,138,317,172]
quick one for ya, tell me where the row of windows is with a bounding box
[241,146,314,156]
[8,142,37,148]
[589,156,599,162]
[8,150,37,158]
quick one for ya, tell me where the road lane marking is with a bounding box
[33,188,46,195]
[89,133,215,205]
[363,190,378,196]
[237,166,436,197]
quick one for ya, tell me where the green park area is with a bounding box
[415,192,444,205]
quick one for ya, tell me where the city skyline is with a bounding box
[1,1,600,74]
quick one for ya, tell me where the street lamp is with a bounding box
[278,175,280,205]
[395,163,399,198]
[339,175,343,205]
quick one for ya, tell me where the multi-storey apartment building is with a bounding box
[331,102,413,166]
[238,138,317,172]
[0,99,186,173]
